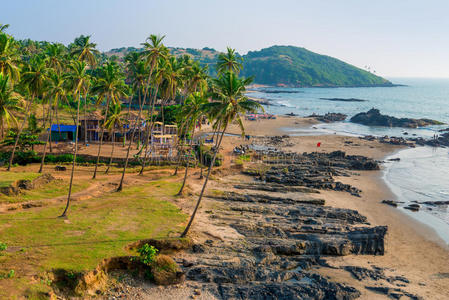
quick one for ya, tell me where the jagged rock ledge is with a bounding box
[351,108,444,128]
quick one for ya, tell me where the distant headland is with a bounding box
[106,45,395,88]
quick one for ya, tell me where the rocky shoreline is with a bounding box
[134,149,424,299]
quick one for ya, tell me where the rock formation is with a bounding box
[350,108,443,128]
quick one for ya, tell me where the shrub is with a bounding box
[137,244,158,265]
[0,242,7,251]
[151,255,182,285]
[13,151,40,165]
[195,145,222,167]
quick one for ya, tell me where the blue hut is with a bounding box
[49,124,77,142]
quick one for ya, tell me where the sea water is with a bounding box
[252,78,449,244]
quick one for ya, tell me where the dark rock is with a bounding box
[382,200,400,207]
[192,244,206,253]
[423,200,449,206]
[209,191,325,206]
[388,158,400,162]
[365,286,423,300]
[344,266,385,281]
[404,204,420,212]
[308,113,347,123]
[55,165,67,171]
[351,108,444,128]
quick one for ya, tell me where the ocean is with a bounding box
[251,78,449,245]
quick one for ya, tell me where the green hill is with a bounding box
[241,46,391,87]
[106,45,392,87]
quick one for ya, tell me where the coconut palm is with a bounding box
[104,102,125,174]
[138,55,182,175]
[0,74,21,139]
[0,33,20,83]
[91,61,127,179]
[7,58,49,171]
[117,58,151,191]
[38,71,65,173]
[216,47,243,75]
[177,92,209,195]
[45,43,66,74]
[59,61,85,217]
[70,35,99,67]
[0,24,9,33]
[181,71,263,237]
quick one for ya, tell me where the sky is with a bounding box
[1,0,449,78]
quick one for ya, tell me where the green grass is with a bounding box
[0,172,41,188]
[0,178,90,204]
[0,178,186,298]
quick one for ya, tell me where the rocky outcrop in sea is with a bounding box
[350,108,443,128]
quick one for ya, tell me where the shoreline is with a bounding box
[382,147,449,246]
[218,115,449,298]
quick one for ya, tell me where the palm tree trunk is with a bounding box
[177,127,195,195]
[172,118,191,176]
[105,130,115,174]
[83,91,88,144]
[56,101,61,140]
[199,140,204,179]
[60,91,81,217]
[181,128,225,237]
[38,98,54,173]
[1,118,4,139]
[117,89,148,192]
[92,95,111,179]
[138,84,159,175]
[7,97,33,171]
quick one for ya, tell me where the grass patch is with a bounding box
[0,172,41,188]
[0,178,186,298]
[0,179,90,204]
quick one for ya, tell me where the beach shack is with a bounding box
[79,111,102,142]
[49,124,77,142]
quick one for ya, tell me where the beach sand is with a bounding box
[213,116,449,299]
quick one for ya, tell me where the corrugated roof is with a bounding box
[49,124,77,132]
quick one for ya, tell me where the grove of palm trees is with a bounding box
[0,25,262,298]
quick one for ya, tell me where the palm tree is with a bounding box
[0,33,20,83]
[59,61,85,217]
[0,74,21,139]
[181,71,263,237]
[138,55,181,175]
[104,102,125,174]
[70,35,99,67]
[116,58,151,191]
[91,62,127,179]
[45,43,66,74]
[136,36,169,175]
[216,47,243,75]
[177,92,208,195]
[0,24,9,33]
[7,58,48,171]
[38,71,65,173]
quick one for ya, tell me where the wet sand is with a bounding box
[215,116,449,299]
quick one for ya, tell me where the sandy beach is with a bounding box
[203,115,449,299]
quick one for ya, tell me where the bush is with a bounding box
[2,151,41,165]
[137,244,158,265]
[151,255,182,285]
[195,145,222,167]
[45,153,73,163]
[0,242,7,251]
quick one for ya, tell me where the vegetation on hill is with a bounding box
[107,45,391,87]
[241,46,392,87]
